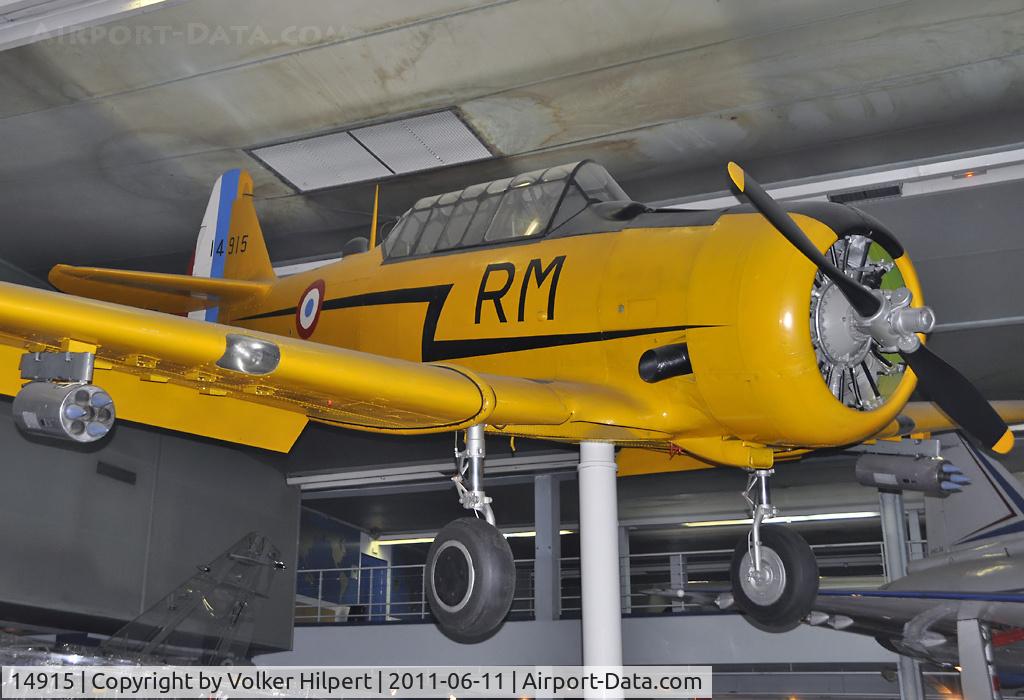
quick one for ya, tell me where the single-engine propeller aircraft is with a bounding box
[0,159,1020,641]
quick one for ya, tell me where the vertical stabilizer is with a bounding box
[189,169,274,322]
[925,433,1024,553]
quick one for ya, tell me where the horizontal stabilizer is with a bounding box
[49,265,271,314]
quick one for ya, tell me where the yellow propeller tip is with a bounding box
[993,429,1015,454]
[727,162,745,192]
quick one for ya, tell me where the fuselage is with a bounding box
[223,205,922,455]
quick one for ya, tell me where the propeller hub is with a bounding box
[855,287,935,353]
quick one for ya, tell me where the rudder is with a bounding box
[190,169,274,321]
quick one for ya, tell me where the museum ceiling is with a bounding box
[1,0,1023,272]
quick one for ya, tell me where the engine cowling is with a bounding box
[684,208,921,449]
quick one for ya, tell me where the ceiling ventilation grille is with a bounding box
[252,110,492,192]
[828,184,903,204]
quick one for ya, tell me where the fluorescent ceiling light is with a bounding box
[505,529,574,539]
[252,110,491,192]
[374,536,435,546]
[376,529,573,546]
[682,511,879,528]
[351,111,491,174]
[253,131,391,192]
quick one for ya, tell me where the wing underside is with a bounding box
[808,589,1024,667]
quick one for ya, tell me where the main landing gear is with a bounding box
[425,425,515,643]
[729,469,819,631]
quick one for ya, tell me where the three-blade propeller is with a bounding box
[726,162,1013,454]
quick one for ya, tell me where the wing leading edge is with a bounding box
[0,282,643,450]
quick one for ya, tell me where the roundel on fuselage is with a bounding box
[296,279,325,339]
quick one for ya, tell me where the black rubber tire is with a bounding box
[425,517,515,644]
[730,524,818,630]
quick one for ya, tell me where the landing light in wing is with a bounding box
[216,334,281,375]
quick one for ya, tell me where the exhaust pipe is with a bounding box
[638,343,693,383]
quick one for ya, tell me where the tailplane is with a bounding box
[50,169,274,319]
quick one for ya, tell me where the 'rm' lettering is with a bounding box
[475,262,515,323]
[474,256,565,324]
[518,256,565,322]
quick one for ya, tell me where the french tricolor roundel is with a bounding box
[296,280,325,339]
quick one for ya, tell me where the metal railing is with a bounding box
[295,540,892,625]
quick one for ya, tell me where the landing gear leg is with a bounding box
[454,424,495,525]
[424,425,514,643]
[730,469,819,631]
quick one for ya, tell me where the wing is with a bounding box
[49,265,271,314]
[807,588,1024,666]
[0,282,635,451]
[875,400,1024,440]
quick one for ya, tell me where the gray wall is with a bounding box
[0,398,300,653]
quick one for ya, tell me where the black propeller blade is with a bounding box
[726,161,1014,455]
[901,345,1014,454]
[726,162,882,318]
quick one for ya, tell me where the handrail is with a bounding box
[294,540,894,625]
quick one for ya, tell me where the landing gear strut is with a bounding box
[425,425,514,643]
[730,469,819,631]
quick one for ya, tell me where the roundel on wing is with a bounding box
[296,279,325,339]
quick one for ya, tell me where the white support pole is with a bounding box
[578,441,623,670]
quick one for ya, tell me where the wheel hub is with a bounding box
[740,545,787,606]
[432,540,475,613]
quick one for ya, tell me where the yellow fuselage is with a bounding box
[227,211,921,461]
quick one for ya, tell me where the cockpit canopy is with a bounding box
[383,161,628,259]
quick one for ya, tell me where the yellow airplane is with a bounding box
[0,160,1020,641]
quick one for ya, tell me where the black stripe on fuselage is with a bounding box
[237,285,706,362]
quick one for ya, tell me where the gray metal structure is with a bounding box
[103,532,287,664]
[0,397,301,654]
[806,434,1024,685]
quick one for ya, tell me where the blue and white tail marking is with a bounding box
[189,168,242,322]
[928,433,1024,549]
